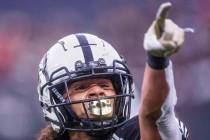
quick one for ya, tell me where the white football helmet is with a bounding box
[37,33,134,135]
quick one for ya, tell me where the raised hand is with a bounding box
[143,2,191,57]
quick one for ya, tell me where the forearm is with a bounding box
[140,63,169,119]
[139,62,169,140]
[140,61,180,140]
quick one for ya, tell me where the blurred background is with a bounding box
[0,0,209,139]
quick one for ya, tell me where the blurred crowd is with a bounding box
[0,0,209,140]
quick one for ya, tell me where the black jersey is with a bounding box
[108,116,189,140]
[57,115,188,140]
[108,116,140,140]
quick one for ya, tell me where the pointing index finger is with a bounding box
[156,2,172,37]
[156,2,172,21]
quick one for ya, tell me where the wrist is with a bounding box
[147,53,169,70]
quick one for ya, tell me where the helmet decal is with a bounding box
[58,41,67,51]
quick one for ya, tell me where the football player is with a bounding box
[37,2,189,140]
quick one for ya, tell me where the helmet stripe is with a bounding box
[75,34,94,64]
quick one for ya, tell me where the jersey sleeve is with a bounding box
[109,115,189,140]
[155,62,189,140]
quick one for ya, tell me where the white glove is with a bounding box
[144,2,186,57]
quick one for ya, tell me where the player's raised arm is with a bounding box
[139,2,188,140]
